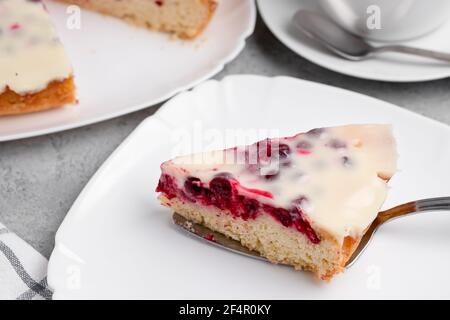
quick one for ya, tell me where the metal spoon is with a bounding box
[292,9,450,62]
[173,197,450,268]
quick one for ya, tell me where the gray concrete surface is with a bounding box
[0,16,449,259]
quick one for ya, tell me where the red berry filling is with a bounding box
[156,174,320,244]
[9,23,21,31]
[156,174,177,199]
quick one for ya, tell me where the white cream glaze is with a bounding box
[0,0,73,95]
[161,124,397,243]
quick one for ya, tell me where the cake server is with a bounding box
[173,196,450,268]
[292,9,450,63]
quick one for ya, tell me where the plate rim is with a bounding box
[257,0,450,82]
[47,74,450,299]
[0,0,257,143]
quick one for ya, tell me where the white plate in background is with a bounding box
[258,0,450,82]
[0,0,256,142]
[48,75,450,299]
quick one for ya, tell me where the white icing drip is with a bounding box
[0,0,73,95]
[161,124,397,243]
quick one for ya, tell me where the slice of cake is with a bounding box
[56,0,217,39]
[0,0,76,116]
[156,124,397,280]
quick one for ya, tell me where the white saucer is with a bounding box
[0,0,256,142]
[48,75,450,299]
[258,0,450,82]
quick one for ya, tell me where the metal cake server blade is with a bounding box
[172,213,267,262]
[173,197,450,268]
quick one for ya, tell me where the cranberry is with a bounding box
[240,196,259,220]
[184,177,203,197]
[264,205,292,227]
[154,0,164,6]
[293,218,306,233]
[156,174,178,199]
[210,177,233,200]
[327,139,347,149]
[305,226,320,244]
[202,188,214,205]
[156,178,164,193]
[274,208,292,227]
[289,209,300,220]
[293,216,316,242]
[241,197,259,212]
[291,207,320,243]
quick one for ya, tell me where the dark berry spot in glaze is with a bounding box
[327,139,347,149]
[9,23,21,31]
[240,196,259,220]
[341,156,353,167]
[184,177,203,197]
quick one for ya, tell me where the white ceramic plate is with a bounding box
[48,75,450,299]
[0,0,255,142]
[258,0,450,82]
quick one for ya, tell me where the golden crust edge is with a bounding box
[0,77,76,116]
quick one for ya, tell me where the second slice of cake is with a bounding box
[56,0,217,39]
[156,124,397,280]
[0,0,76,116]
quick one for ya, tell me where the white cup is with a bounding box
[318,0,450,42]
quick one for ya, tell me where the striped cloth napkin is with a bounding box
[0,222,52,300]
